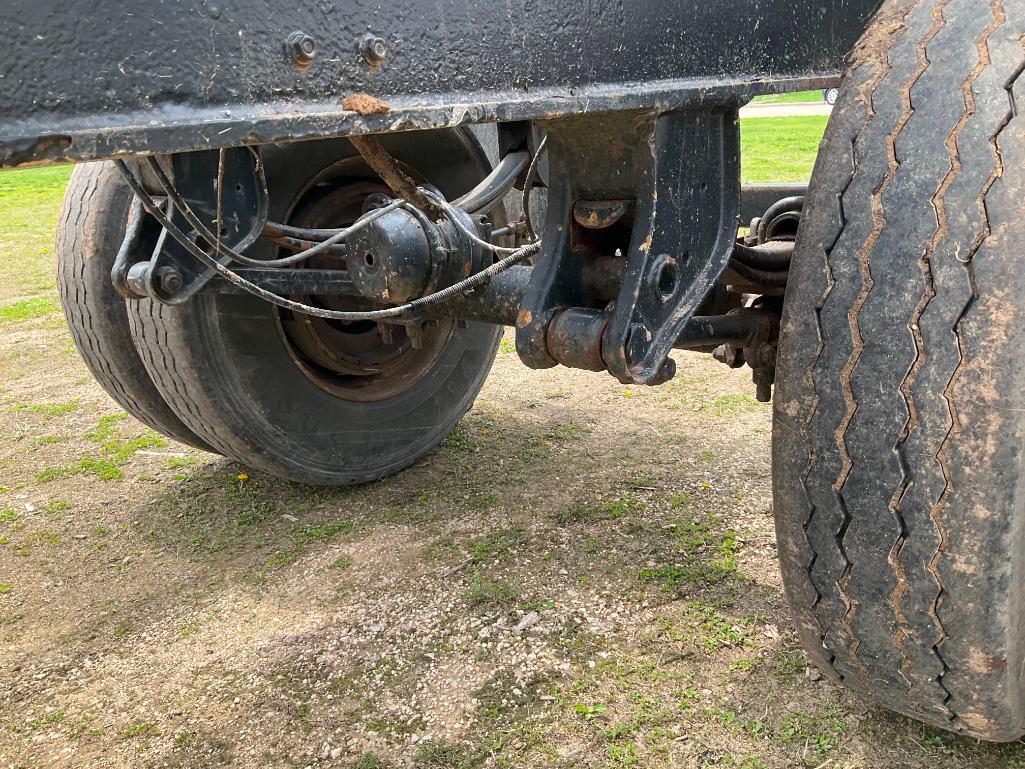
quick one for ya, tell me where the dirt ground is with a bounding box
[2,304,1025,769]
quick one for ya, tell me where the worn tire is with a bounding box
[56,163,214,452]
[127,130,502,486]
[773,0,1025,740]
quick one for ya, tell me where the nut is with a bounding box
[286,32,317,68]
[156,266,184,295]
[712,344,744,369]
[360,34,387,64]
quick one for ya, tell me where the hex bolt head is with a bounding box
[156,266,184,295]
[360,34,388,64]
[712,343,745,369]
[286,31,317,68]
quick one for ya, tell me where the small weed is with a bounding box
[573,702,607,721]
[353,753,393,769]
[708,394,763,416]
[0,583,12,595]
[519,597,556,613]
[265,550,298,570]
[37,458,121,482]
[468,491,498,510]
[626,474,656,488]
[640,512,739,589]
[37,429,165,483]
[608,494,646,518]
[13,399,79,420]
[107,434,165,463]
[470,528,527,561]
[413,740,478,769]
[11,529,62,556]
[246,550,298,585]
[695,605,753,651]
[464,572,520,610]
[498,338,516,354]
[555,494,646,524]
[0,296,60,323]
[772,649,807,683]
[519,434,551,461]
[729,657,762,673]
[429,534,459,557]
[173,730,194,747]
[122,722,159,738]
[84,413,129,442]
[30,434,66,447]
[547,420,588,441]
[26,711,64,730]
[0,507,18,523]
[333,555,354,569]
[42,499,71,516]
[441,423,487,455]
[679,687,701,709]
[293,520,355,542]
[165,455,199,470]
[556,499,603,524]
[234,501,276,528]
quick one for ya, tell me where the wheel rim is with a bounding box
[274,160,455,403]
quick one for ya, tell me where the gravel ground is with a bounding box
[2,311,1025,768]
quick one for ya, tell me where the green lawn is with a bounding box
[741,115,827,184]
[0,115,826,311]
[752,89,825,105]
[0,164,73,309]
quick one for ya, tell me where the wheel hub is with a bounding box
[276,175,454,402]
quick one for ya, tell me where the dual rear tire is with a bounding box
[57,131,501,485]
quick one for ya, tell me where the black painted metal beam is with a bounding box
[0,0,879,167]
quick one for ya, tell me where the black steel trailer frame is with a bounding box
[0,0,880,402]
[0,1,877,167]
[0,0,881,396]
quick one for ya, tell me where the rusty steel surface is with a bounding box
[0,0,880,168]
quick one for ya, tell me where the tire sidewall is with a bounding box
[137,130,502,484]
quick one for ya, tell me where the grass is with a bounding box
[464,571,520,610]
[13,399,80,419]
[413,740,480,769]
[0,164,73,307]
[751,90,824,105]
[639,511,740,590]
[0,296,60,324]
[470,527,528,561]
[740,116,828,184]
[122,721,159,738]
[36,430,166,483]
